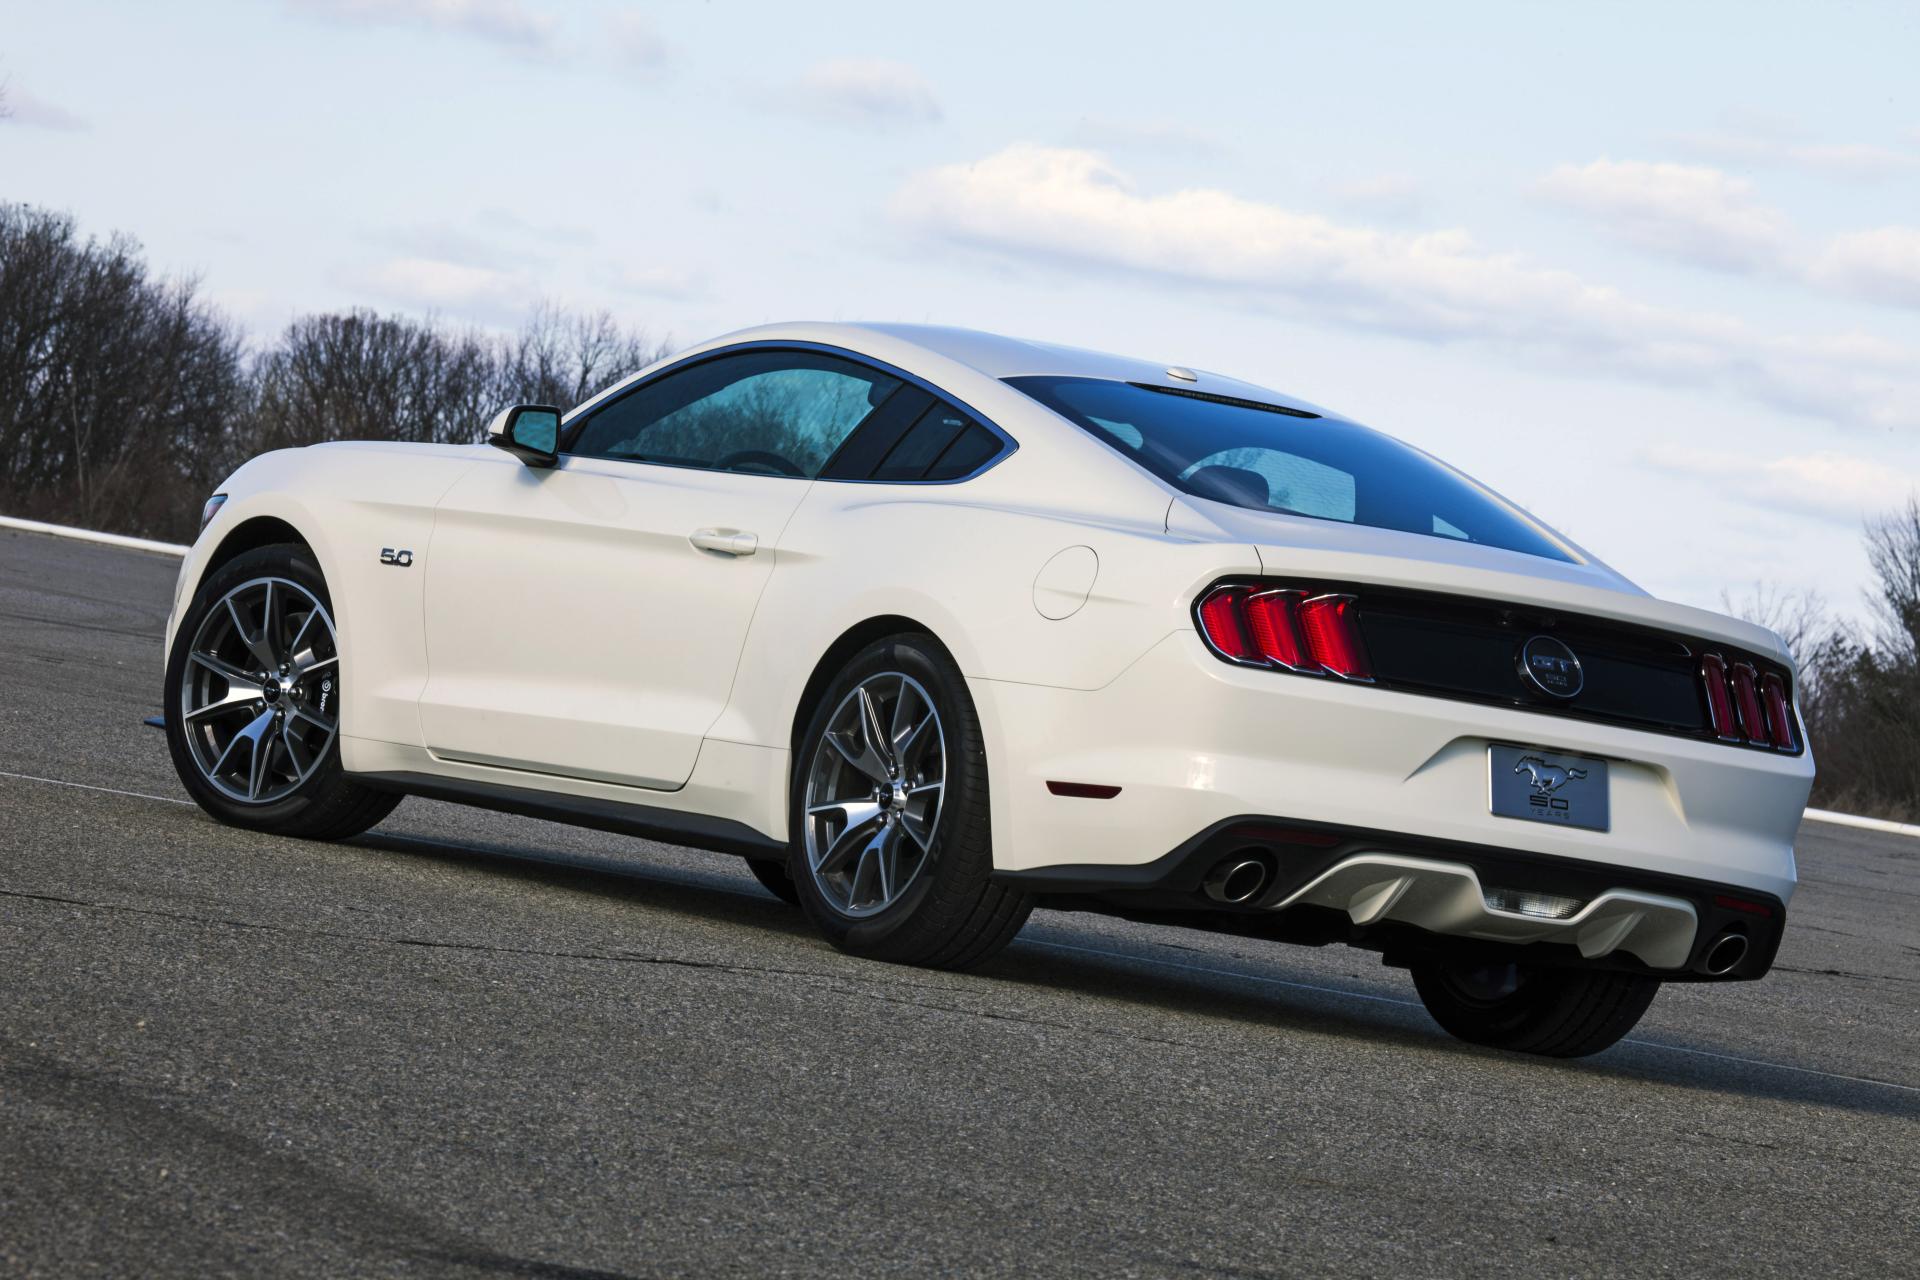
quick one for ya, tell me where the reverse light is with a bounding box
[1196,584,1373,681]
[1484,887,1585,919]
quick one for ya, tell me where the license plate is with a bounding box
[1489,744,1610,832]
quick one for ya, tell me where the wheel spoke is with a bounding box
[813,810,882,875]
[858,685,897,774]
[190,650,255,685]
[261,580,287,666]
[290,704,336,735]
[826,719,889,786]
[876,830,898,902]
[247,724,276,799]
[282,720,313,776]
[184,682,262,723]
[292,652,338,681]
[900,794,940,851]
[808,798,882,828]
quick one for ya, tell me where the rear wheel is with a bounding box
[1410,958,1662,1058]
[789,635,1031,969]
[164,543,400,840]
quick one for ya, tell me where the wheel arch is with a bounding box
[203,515,313,579]
[788,615,958,760]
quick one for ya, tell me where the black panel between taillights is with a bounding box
[1227,580,1800,754]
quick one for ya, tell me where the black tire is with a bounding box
[789,634,1031,970]
[1410,958,1662,1058]
[746,856,801,905]
[164,542,401,841]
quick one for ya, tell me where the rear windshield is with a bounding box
[1008,377,1574,564]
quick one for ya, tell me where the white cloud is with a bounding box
[605,10,668,74]
[781,59,940,130]
[345,255,534,318]
[618,264,705,301]
[1641,446,1912,525]
[892,144,1920,430]
[1065,116,1221,155]
[1669,124,1919,180]
[0,86,88,131]
[1331,173,1424,222]
[290,0,558,55]
[1536,159,1791,273]
[1813,227,1920,310]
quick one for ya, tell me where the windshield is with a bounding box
[1008,377,1574,564]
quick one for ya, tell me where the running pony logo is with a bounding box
[1514,756,1588,795]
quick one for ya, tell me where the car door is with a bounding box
[417,347,903,790]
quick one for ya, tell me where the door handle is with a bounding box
[690,528,758,557]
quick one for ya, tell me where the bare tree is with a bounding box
[492,302,669,413]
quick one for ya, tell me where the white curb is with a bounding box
[1802,808,1920,840]
[0,513,189,557]
[3,511,1916,840]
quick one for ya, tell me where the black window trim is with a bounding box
[558,339,1018,485]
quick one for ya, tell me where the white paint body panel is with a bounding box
[164,321,1813,924]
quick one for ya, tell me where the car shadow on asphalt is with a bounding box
[349,830,1919,1121]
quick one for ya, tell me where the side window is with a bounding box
[569,350,901,478]
[863,400,1006,482]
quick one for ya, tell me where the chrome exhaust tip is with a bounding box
[1703,931,1750,975]
[1204,856,1270,905]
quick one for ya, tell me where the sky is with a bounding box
[4,0,1918,625]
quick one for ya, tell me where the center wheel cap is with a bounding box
[260,681,281,704]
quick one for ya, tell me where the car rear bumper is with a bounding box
[972,629,1811,965]
[995,812,1786,979]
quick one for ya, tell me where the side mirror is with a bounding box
[486,404,562,468]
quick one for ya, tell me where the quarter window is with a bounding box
[569,350,901,478]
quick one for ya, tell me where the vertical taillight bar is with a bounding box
[1729,663,1768,746]
[1760,673,1796,751]
[1297,594,1373,681]
[1197,587,1255,661]
[1243,589,1314,671]
[1700,654,1739,741]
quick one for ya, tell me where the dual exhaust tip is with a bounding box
[1703,930,1750,976]
[1203,854,1272,905]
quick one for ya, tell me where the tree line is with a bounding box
[0,202,666,540]
[1,200,1915,820]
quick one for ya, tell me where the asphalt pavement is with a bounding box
[1,527,1915,1278]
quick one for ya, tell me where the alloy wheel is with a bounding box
[178,576,339,804]
[802,672,946,918]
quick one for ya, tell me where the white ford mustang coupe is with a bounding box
[163,323,1814,1057]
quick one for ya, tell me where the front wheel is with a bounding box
[1410,959,1662,1058]
[789,634,1031,970]
[164,542,400,841]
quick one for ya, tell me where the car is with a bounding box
[161,322,1815,1057]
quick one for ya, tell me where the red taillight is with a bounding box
[1197,587,1255,661]
[1700,654,1738,741]
[1298,594,1372,680]
[1196,585,1372,680]
[1760,673,1795,751]
[1730,663,1767,746]
[1243,589,1313,670]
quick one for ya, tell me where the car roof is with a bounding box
[682,321,1341,420]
